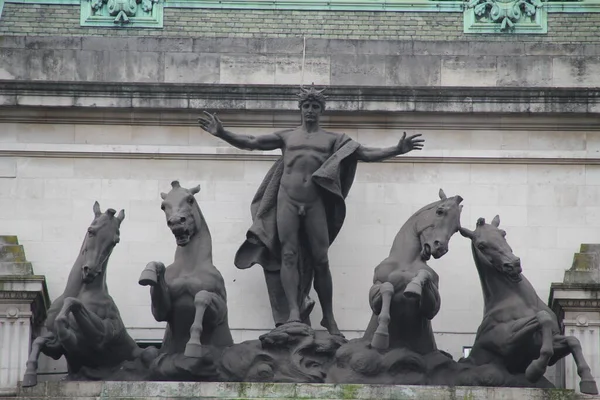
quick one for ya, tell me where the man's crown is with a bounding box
[297,83,327,110]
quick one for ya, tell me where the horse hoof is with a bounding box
[21,373,37,388]
[138,269,157,286]
[370,333,389,350]
[580,380,599,395]
[184,342,204,358]
[404,281,422,299]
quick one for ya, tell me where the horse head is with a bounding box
[160,180,202,247]
[415,189,463,261]
[82,201,124,284]
[459,215,522,283]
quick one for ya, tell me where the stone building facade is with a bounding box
[1,0,599,392]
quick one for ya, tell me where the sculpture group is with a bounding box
[21,86,598,395]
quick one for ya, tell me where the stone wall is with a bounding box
[1,5,600,42]
[2,36,600,88]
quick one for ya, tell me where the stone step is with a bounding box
[0,245,26,263]
[0,261,33,276]
[13,381,586,400]
[0,235,19,245]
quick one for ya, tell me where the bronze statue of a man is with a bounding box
[199,86,424,336]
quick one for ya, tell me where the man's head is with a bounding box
[297,85,326,124]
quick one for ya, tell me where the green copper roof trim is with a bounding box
[164,0,463,11]
[5,0,78,3]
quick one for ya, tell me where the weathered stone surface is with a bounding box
[331,55,386,86]
[441,56,497,87]
[164,53,220,84]
[220,54,276,84]
[26,50,77,81]
[497,56,553,87]
[11,381,588,399]
[274,55,330,86]
[385,56,441,86]
[553,57,600,87]
[0,38,599,90]
[0,49,27,80]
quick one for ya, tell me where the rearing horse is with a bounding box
[139,181,233,361]
[460,215,598,395]
[363,189,463,354]
[22,202,140,387]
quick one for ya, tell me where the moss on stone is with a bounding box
[341,384,360,399]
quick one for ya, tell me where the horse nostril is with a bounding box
[180,216,186,223]
[82,266,89,274]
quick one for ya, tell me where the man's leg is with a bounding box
[304,199,342,336]
[277,191,302,323]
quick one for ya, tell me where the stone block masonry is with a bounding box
[10,381,591,399]
[1,4,600,43]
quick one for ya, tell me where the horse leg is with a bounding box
[525,311,555,382]
[551,335,598,395]
[140,262,172,322]
[404,269,430,299]
[54,298,81,355]
[420,280,441,320]
[66,298,111,345]
[22,333,56,387]
[370,282,394,350]
[184,290,224,357]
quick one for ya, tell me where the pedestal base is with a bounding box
[11,381,592,400]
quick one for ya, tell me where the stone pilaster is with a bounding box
[0,236,50,395]
[549,243,600,393]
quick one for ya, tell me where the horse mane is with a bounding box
[405,196,456,223]
[191,198,213,265]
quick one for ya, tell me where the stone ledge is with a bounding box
[2,37,600,57]
[5,143,600,165]
[0,81,599,114]
[12,381,590,400]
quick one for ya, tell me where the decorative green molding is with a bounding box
[164,0,463,12]
[464,0,547,33]
[80,0,163,27]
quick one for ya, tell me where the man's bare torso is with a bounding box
[278,128,341,203]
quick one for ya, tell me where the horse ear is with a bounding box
[93,201,102,217]
[160,192,167,200]
[459,227,475,239]
[456,195,463,204]
[116,209,125,224]
[189,184,201,195]
[439,188,447,200]
[492,215,500,227]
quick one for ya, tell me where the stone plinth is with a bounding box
[0,236,50,396]
[7,381,590,400]
[550,244,600,394]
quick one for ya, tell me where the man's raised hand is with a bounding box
[198,111,224,137]
[397,132,424,154]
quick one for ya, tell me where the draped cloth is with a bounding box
[234,133,361,325]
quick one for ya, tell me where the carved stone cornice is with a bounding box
[0,275,51,327]
[1,81,599,115]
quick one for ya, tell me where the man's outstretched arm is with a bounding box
[198,111,283,151]
[355,132,424,162]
